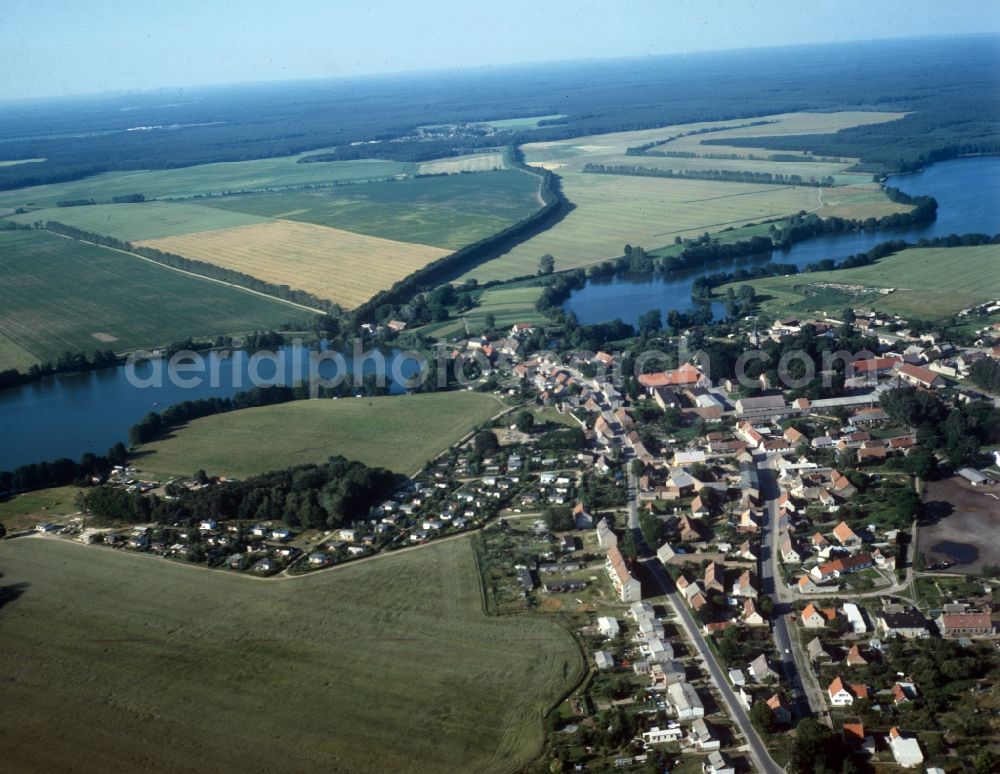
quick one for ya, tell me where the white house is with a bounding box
[843,603,868,634]
[642,724,683,745]
[703,751,735,774]
[597,616,620,639]
[688,718,720,751]
[594,651,614,671]
[887,727,924,768]
[667,682,705,720]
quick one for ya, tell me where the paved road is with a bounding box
[756,456,829,725]
[626,468,784,774]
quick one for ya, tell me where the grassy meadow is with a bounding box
[0,486,82,532]
[457,170,824,283]
[417,285,548,339]
[0,230,312,370]
[7,200,270,242]
[723,244,1000,320]
[199,169,541,250]
[134,219,450,310]
[135,391,502,479]
[0,536,582,774]
[0,155,412,209]
[416,151,505,174]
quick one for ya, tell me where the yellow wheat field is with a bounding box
[417,152,505,175]
[135,219,449,309]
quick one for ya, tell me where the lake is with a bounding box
[0,344,423,470]
[564,156,1000,325]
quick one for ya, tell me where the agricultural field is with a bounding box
[0,535,582,774]
[417,151,505,175]
[0,154,412,209]
[0,486,82,532]
[134,391,503,479]
[134,219,450,309]
[720,244,1000,320]
[7,201,270,242]
[0,158,45,167]
[457,170,825,283]
[417,285,548,339]
[0,230,312,370]
[199,169,541,250]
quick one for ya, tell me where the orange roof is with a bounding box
[828,675,846,694]
[832,521,858,543]
[843,723,865,742]
[638,363,705,388]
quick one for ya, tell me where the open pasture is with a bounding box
[0,154,413,209]
[418,285,548,339]
[134,219,450,309]
[417,151,505,174]
[7,200,269,242]
[135,391,502,479]
[0,535,581,774]
[457,170,824,283]
[0,230,311,370]
[721,244,1000,320]
[199,169,541,250]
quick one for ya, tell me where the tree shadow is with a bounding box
[0,581,29,611]
[920,499,954,525]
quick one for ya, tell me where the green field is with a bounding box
[7,201,271,242]
[0,154,413,209]
[722,245,1000,320]
[135,391,503,479]
[0,536,582,774]
[418,285,548,339]
[0,486,82,531]
[0,230,313,370]
[199,170,541,250]
[457,170,824,283]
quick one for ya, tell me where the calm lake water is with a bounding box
[0,345,422,470]
[564,156,1000,325]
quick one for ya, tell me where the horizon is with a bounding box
[2,0,999,102]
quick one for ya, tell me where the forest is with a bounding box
[1,36,998,190]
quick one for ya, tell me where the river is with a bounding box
[564,156,1000,325]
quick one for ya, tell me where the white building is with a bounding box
[597,616,620,639]
[887,727,924,768]
[843,603,868,634]
[667,682,705,720]
[642,724,683,745]
[594,651,614,671]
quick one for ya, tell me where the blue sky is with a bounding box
[2,0,999,99]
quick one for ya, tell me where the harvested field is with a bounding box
[0,536,582,774]
[417,151,504,174]
[134,219,450,309]
[920,476,1000,574]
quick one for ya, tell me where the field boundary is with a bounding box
[43,229,326,315]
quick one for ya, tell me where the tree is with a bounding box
[750,700,775,735]
[515,411,535,434]
[483,313,496,331]
[544,506,574,532]
[759,594,774,616]
[539,254,555,275]
[473,430,499,455]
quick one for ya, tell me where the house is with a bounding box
[780,534,802,564]
[842,603,868,634]
[638,363,708,391]
[811,553,872,582]
[642,724,683,745]
[802,603,838,628]
[594,651,615,671]
[807,636,833,662]
[516,567,536,591]
[812,532,830,550]
[766,693,791,725]
[605,545,642,602]
[896,362,945,389]
[735,394,789,418]
[797,574,824,594]
[657,542,677,564]
[597,616,620,638]
[748,653,779,683]
[938,609,995,637]
[572,502,594,529]
[827,676,868,707]
[877,606,928,639]
[667,682,705,719]
[842,722,868,751]
[678,516,703,543]
[832,520,861,547]
[732,569,758,599]
[690,495,710,518]
[728,668,747,687]
[704,561,726,593]
[703,751,735,774]
[743,598,766,626]
[892,682,918,704]
[386,319,408,332]
[887,727,924,768]
[688,718,720,751]
[851,356,900,379]
[596,518,617,550]
[846,644,870,666]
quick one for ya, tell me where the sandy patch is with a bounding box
[529,161,565,171]
[91,332,118,342]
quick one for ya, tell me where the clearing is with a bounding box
[919,476,1000,574]
[0,486,82,532]
[134,219,450,310]
[417,285,548,339]
[0,536,582,774]
[720,244,1000,320]
[198,169,541,250]
[134,391,502,479]
[0,230,313,371]
[417,151,505,175]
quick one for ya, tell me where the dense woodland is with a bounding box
[1,36,998,191]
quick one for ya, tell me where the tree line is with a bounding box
[77,456,402,530]
[0,442,127,496]
[583,162,833,187]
